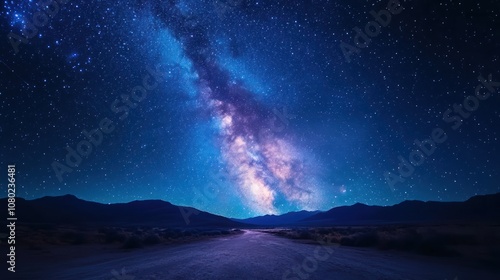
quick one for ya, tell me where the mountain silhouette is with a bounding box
[232,210,322,225]
[0,194,241,227]
[301,193,500,225]
[3,193,499,227]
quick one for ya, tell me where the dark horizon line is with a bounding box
[4,191,500,219]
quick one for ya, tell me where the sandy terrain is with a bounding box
[5,230,499,280]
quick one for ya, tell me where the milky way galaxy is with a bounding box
[174,16,321,214]
[128,0,327,215]
[199,75,320,214]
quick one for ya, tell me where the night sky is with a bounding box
[1,0,499,218]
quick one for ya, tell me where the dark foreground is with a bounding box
[5,230,500,280]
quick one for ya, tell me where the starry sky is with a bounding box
[1,0,499,218]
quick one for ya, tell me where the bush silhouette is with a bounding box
[60,231,87,245]
[102,228,127,243]
[123,235,143,249]
[143,234,161,245]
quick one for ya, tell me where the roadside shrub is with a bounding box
[30,224,56,231]
[60,231,87,245]
[379,228,421,251]
[123,235,143,249]
[356,231,378,247]
[202,231,219,236]
[274,231,288,237]
[442,233,477,246]
[341,231,378,247]
[143,234,161,245]
[163,229,181,239]
[317,228,332,235]
[297,230,313,240]
[417,234,454,256]
[340,236,353,246]
[103,229,127,243]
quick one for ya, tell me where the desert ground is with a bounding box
[5,230,499,280]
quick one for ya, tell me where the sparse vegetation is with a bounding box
[265,224,500,261]
[143,234,161,245]
[60,231,87,245]
[123,235,143,249]
[100,228,127,243]
[15,224,244,251]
